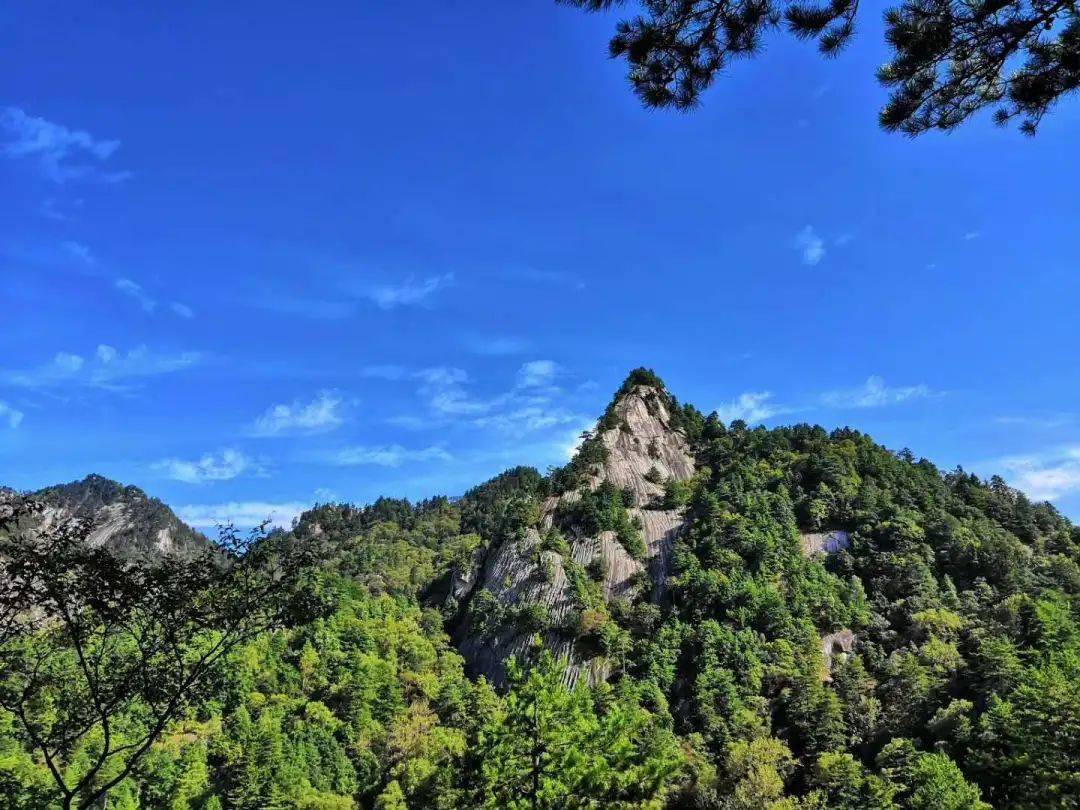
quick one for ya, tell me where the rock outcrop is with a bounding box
[800,529,850,557]
[451,380,696,687]
[8,474,206,557]
[821,629,855,679]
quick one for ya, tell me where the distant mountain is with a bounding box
[14,473,207,556]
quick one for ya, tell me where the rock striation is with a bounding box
[6,474,206,557]
[451,381,696,687]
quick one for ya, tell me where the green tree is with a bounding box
[0,497,329,809]
[562,0,1080,134]
[477,651,683,808]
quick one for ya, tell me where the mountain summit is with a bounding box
[16,473,206,556]
[452,369,699,684]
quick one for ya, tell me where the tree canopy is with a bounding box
[561,0,1080,134]
[1,392,1079,806]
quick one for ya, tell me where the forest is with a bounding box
[2,371,1078,808]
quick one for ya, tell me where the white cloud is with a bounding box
[0,401,24,429]
[994,414,1074,430]
[176,501,307,530]
[415,366,490,416]
[330,444,451,467]
[154,448,263,484]
[715,391,783,424]
[251,391,345,436]
[995,447,1080,502]
[0,106,129,183]
[3,344,201,389]
[474,405,583,433]
[821,375,934,408]
[171,302,194,319]
[963,231,980,241]
[795,226,825,266]
[380,363,585,437]
[364,274,453,309]
[517,360,560,389]
[115,278,156,312]
[62,240,96,265]
[53,352,85,374]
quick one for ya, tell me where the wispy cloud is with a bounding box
[154,448,265,484]
[474,405,583,434]
[962,231,980,241]
[0,401,24,429]
[994,447,1080,502]
[517,359,561,389]
[41,197,80,221]
[385,361,584,437]
[821,375,935,408]
[993,414,1075,430]
[329,444,451,467]
[413,361,563,418]
[715,391,784,424]
[62,240,96,266]
[3,344,201,390]
[795,226,825,266]
[111,278,193,318]
[363,273,453,310]
[251,391,345,436]
[415,366,489,416]
[115,278,156,312]
[1,107,129,183]
[176,501,307,530]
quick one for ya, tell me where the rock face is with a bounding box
[452,383,696,687]
[11,474,206,556]
[800,529,850,557]
[821,629,855,679]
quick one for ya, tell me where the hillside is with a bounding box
[5,473,207,556]
[2,369,1078,808]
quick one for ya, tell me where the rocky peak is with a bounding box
[589,381,695,507]
[451,370,697,687]
[24,475,206,556]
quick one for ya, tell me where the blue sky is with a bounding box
[2,1,1079,528]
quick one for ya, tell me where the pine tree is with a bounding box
[562,0,1080,134]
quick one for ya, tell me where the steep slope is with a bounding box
[20,474,207,555]
[451,371,697,686]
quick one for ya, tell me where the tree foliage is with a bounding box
[561,0,1080,133]
[1,390,1079,807]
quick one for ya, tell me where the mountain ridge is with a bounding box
[5,368,1079,806]
[2,472,208,556]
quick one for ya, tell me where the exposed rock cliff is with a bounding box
[451,378,696,686]
[9,474,206,556]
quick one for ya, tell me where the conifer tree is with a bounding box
[562,0,1080,134]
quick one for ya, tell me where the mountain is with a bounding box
[451,371,698,685]
[5,370,1079,808]
[9,473,207,556]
